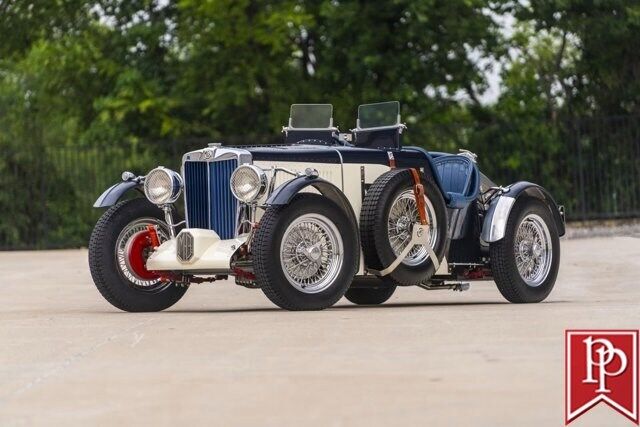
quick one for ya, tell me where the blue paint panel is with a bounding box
[184,161,209,228]
[208,159,237,239]
[183,159,238,239]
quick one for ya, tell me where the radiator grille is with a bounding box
[184,159,238,239]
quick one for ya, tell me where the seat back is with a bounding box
[353,101,404,149]
[433,155,473,195]
[432,155,479,209]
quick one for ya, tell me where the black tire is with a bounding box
[344,277,396,305]
[490,198,560,303]
[88,198,188,312]
[253,194,359,310]
[360,169,448,286]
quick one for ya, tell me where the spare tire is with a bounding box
[360,168,448,286]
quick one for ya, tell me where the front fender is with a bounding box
[481,181,566,242]
[93,181,143,208]
[266,176,358,234]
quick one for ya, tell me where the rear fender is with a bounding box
[481,181,565,242]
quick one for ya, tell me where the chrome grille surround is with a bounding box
[176,231,194,262]
[181,147,252,240]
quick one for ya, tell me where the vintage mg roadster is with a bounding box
[89,102,565,311]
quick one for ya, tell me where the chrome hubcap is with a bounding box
[115,218,170,289]
[387,189,438,266]
[280,213,344,294]
[514,213,553,287]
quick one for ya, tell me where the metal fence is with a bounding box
[468,115,640,220]
[571,116,640,219]
[0,116,638,250]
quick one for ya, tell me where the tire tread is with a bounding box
[489,199,560,303]
[88,198,187,312]
[253,194,358,311]
[360,169,447,286]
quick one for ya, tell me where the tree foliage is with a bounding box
[0,0,506,149]
[0,1,637,247]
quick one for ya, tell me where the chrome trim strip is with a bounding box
[206,161,211,228]
[352,123,407,133]
[480,196,516,242]
[329,147,345,191]
[180,162,189,229]
[283,126,339,132]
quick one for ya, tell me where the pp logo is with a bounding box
[566,330,639,424]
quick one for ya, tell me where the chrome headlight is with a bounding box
[143,167,183,205]
[230,165,267,203]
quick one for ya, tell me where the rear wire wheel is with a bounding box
[490,198,560,303]
[360,169,448,286]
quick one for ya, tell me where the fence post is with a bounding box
[572,119,588,221]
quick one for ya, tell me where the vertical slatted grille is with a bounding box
[184,159,238,239]
[184,161,209,228]
[208,160,237,239]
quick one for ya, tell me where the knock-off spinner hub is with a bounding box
[518,239,542,260]
[396,216,411,233]
[306,245,322,262]
[296,243,322,263]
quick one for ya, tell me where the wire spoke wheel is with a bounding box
[279,213,344,294]
[115,217,171,291]
[89,199,188,312]
[513,213,553,287]
[387,189,438,266]
[360,169,447,286]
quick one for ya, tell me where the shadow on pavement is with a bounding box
[155,299,569,314]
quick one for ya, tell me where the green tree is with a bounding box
[518,0,640,115]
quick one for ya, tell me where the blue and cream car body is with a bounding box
[89,102,565,311]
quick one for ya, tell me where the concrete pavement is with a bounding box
[1,235,639,426]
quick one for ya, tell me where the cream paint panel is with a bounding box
[342,163,390,276]
[341,163,390,225]
[252,161,340,189]
[251,161,340,224]
[157,160,446,277]
[252,161,391,276]
[146,229,247,272]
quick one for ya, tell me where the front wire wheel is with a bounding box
[88,198,188,312]
[253,194,359,310]
[280,213,344,294]
[115,217,171,291]
[490,198,560,303]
